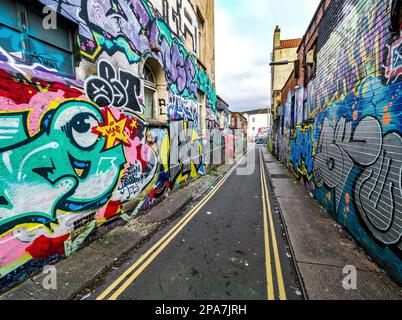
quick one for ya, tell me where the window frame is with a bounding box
[196,10,204,60]
[25,5,76,72]
[290,95,296,128]
[143,63,157,120]
[144,64,157,89]
[0,1,24,59]
[0,0,78,75]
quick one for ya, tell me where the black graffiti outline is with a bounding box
[85,59,143,115]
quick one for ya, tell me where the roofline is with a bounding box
[216,95,230,106]
[280,38,303,49]
[241,107,270,114]
[296,0,328,53]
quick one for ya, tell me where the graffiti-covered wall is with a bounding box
[0,0,217,292]
[275,0,402,283]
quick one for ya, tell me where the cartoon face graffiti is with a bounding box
[0,101,126,230]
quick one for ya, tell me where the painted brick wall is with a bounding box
[0,0,221,293]
[278,0,402,284]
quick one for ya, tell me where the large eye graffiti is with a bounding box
[69,113,99,149]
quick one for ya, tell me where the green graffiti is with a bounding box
[0,101,126,231]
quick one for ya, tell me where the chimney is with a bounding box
[274,25,281,49]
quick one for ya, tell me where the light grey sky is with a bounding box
[215,0,322,112]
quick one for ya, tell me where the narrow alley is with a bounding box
[0,0,401,307]
[79,146,303,300]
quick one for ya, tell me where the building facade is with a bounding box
[270,26,302,151]
[243,109,269,142]
[0,0,217,292]
[272,0,402,284]
[216,96,234,161]
[230,112,248,155]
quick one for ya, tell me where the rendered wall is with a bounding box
[275,0,402,283]
[0,0,218,292]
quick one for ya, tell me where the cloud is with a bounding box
[215,0,321,112]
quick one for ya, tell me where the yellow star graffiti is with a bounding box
[93,108,130,150]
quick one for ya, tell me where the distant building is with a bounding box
[216,95,232,133]
[270,26,301,150]
[230,112,248,154]
[243,109,269,142]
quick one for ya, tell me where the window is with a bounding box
[305,42,317,83]
[144,64,156,120]
[143,58,167,122]
[290,95,296,127]
[303,101,308,121]
[252,117,256,123]
[0,0,23,58]
[0,0,77,74]
[196,11,204,59]
[197,91,205,133]
[294,59,300,79]
[390,0,402,35]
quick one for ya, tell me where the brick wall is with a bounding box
[275,0,402,284]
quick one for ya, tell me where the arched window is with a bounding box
[142,58,168,122]
[143,64,156,120]
[144,64,156,85]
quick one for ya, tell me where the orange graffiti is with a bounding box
[382,113,391,126]
[345,193,350,205]
[353,110,359,121]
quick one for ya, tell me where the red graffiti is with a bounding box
[26,234,70,260]
[0,69,82,105]
[104,200,123,220]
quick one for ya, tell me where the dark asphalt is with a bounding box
[79,145,303,300]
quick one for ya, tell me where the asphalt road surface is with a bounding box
[79,145,303,300]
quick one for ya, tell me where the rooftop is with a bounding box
[280,38,302,49]
[242,108,269,115]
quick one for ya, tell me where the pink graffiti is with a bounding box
[0,90,86,136]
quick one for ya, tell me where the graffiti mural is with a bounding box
[168,95,199,124]
[0,63,161,287]
[160,0,200,54]
[0,100,126,232]
[169,120,202,187]
[40,0,216,110]
[0,0,217,292]
[276,0,402,283]
[289,125,315,181]
[167,93,204,187]
[85,59,143,114]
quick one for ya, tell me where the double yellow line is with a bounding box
[96,151,249,300]
[259,148,287,300]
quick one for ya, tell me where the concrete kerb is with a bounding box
[261,149,309,300]
[261,148,402,300]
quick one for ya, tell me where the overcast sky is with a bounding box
[215,0,322,112]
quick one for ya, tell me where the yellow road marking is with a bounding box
[97,150,250,300]
[259,155,275,300]
[259,149,287,300]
